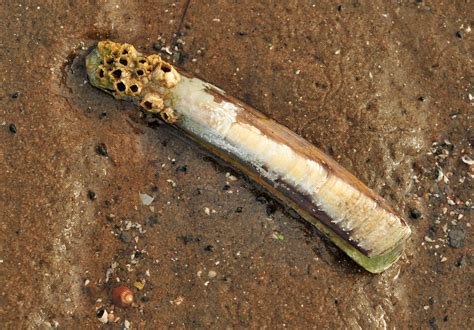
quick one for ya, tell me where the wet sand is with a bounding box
[0,1,472,328]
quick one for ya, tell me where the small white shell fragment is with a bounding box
[461,155,474,165]
[435,168,444,182]
[124,319,131,329]
[139,192,154,206]
[98,309,108,324]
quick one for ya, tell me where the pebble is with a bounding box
[120,232,132,243]
[11,91,20,99]
[448,228,465,248]
[208,270,217,278]
[176,165,188,173]
[204,245,214,252]
[139,192,154,206]
[87,190,97,200]
[134,280,145,290]
[9,123,17,134]
[144,215,158,226]
[96,143,108,157]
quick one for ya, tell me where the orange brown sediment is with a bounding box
[86,41,411,273]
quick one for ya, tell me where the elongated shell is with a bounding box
[86,41,411,273]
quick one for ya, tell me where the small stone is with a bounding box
[144,215,158,226]
[204,245,214,252]
[235,206,243,213]
[134,251,143,259]
[272,232,285,240]
[176,165,188,173]
[455,255,465,267]
[96,143,108,157]
[87,190,97,200]
[9,123,17,134]
[256,195,267,204]
[120,232,132,243]
[208,270,217,278]
[11,91,20,99]
[134,280,145,290]
[107,312,115,322]
[139,192,154,206]
[448,228,465,248]
[455,30,464,39]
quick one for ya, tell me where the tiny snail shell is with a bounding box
[111,286,134,308]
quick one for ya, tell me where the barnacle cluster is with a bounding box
[86,40,180,123]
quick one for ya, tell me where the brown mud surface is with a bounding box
[1,1,472,328]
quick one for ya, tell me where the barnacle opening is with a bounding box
[161,63,171,73]
[140,93,164,113]
[160,108,177,124]
[143,101,153,110]
[111,69,122,79]
[116,81,126,92]
[105,56,115,65]
[119,57,129,66]
[129,83,141,95]
[96,67,105,79]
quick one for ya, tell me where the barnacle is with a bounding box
[86,40,180,117]
[160,107,177,123]
[140,93,164,113]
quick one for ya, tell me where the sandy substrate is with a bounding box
[0,1,472,328]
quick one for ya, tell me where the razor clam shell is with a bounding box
[85,41,411,272]
[168,73,411,258]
